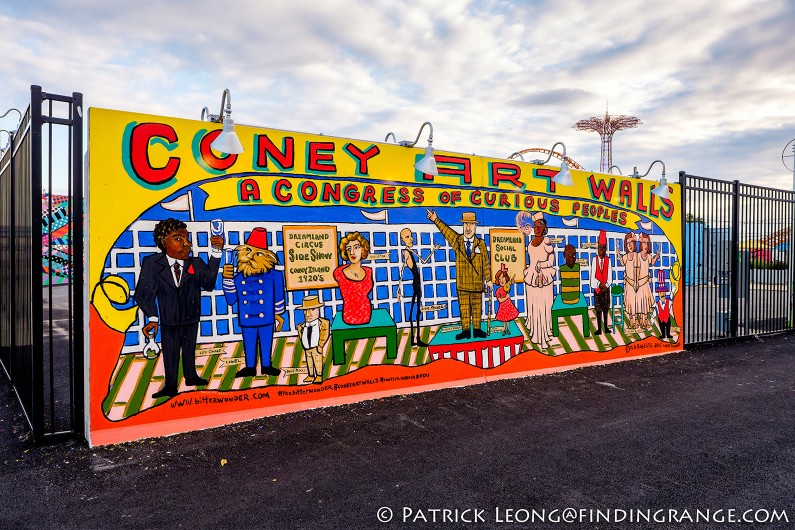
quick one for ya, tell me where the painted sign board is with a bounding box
[87,108,683,445]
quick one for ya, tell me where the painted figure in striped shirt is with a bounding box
[558,244,581,305]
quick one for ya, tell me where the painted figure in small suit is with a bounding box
[295,296,330,384]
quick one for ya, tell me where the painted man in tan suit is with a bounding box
[427,210,493,340]
[296,296,330,384]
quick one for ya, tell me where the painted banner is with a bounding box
[282,225,338,290]
[489,229,525,282]
[87,108,683,445]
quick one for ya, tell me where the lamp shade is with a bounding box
[414,144,438,176]
[651,179,670,199]
[551,160,573,186]
[210,115,244,154]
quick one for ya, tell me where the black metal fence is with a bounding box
[680,171,795,345]
[0,86,84,443]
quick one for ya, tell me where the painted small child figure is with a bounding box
[494,264,519,335]
[655,290,675,340]
[296,296,330,384]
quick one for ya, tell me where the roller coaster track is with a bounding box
[507,148,585,170]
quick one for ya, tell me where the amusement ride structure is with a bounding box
[574,107,642,172]
[507,147,585,170]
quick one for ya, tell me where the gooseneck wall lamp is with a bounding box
[392,121,438,176]
[200,88,244,154]
[536,142,573,186]
[608,165,623,175]
[631,160,670,199]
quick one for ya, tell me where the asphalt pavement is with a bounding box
[2,333,795,529]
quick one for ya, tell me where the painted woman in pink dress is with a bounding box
[333,232,373,325]
[494,264,519,335]
[520,212,556,349]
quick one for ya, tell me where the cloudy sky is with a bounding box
[2,0,795,189]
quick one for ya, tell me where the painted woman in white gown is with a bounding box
[636,232,660,328]
[521,212,556,349]
[619,232,639,328]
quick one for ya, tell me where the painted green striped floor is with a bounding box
[105,311,675,419]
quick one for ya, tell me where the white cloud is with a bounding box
[1,0,794,187]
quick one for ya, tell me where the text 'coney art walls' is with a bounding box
[86,108,683,445]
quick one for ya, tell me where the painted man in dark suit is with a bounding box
[426,210,493,340]
[134,218,223,399]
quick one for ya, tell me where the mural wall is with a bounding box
[87,109,683,445]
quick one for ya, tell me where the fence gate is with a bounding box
[0,86,84,443]
[681,171,795,345]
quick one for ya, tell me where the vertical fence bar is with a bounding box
[0,124,13,375]
[729,180,740,338]
[47,96,55,433]
[29,85,45,441]
[790,189,795,330]
[679,171,687,343]
[71,92,85,437]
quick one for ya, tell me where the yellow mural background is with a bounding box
[88,108,682,292]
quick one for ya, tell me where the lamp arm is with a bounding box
[608,165,622,175]
[217,88,232,123]
[385,132,397,143]
[0,108,23,126]
[639,159,666,179]
[406,121,434,148]
[509,152,525,161]
[200,107,210,121]
[539,141,567,166]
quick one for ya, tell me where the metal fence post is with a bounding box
[30,85,45,441]
[71,92,85,437]
[729,180,740,338]
[679,171,687,342]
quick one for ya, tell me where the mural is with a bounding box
[87,109,683,445]
[42,192,73,285]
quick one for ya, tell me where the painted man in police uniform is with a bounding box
[223,227,286,378]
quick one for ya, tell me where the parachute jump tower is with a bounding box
[574,107,641,173]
